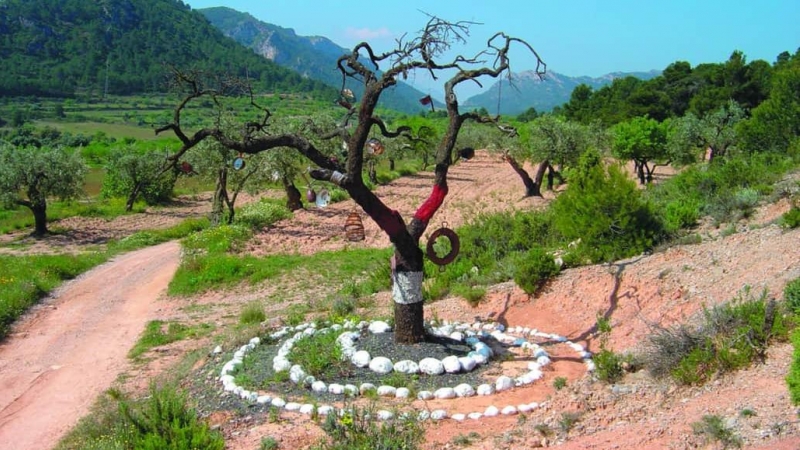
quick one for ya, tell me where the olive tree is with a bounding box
[156,17,544,344]
[0,144,86,236]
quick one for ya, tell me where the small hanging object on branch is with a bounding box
[344,209,365,242]
[178,161,195,175]
[366,138,384,156]
[232,152,246,171]
[426,222,460,266]
[306,187,317,203]
[337,88,356,109]
[419,94,435,112]
[315,189,331,208]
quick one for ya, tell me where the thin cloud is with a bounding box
[344,26,393,41]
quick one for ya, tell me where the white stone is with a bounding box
[249,337,260,346]
[468,412,483,420]
[369,357,394,374]
[586,360,596,371]
[496,376,514,392]
[454,383,475,397]
[377,410,394,421]
[501,406,518,415]
[219,375,235,385]
[256,395,271,405]
[393,360,420,374]
[273,357,291,372]
[458,356,477,372]
[476,384,495,396]
[527,402,539,410]
[417,390,434,400]
[451,413,466,421]
[212,345,223,355]
[536,355,552,366]
[532,347,548,358]
[442,355,462,373]
[312,381,327,393]
[528,361,541,371]
[518,403,532,413]
[234,350,245,359]
[419,358,445,375]
[303,376,316,386]
[377,385,397,397]
[368,321,392,333]
[317,405,334,416]
[396,387,411,399]
[352,350,371,367]
[431,410,448,420]
[303,327,316,336]
[344,384,358,396]
[469,352,488,365]
[284,402,301,411]
[417,410,431,421]
[299,404,316,414]
[289,365,306,384]
[328,383,345,395]
[484,406,500,417]
[360,383,376,394]
[434,387,456,399]
[449,331,464,341]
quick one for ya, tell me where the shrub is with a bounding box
[785,278,800,313]
[593,349,625,384]
[312,406,423,450]
[782,206,800,229]
[787,328,800,405]
[240,301,266,325]
[641,290,786,385]
[550,156,665,263]
[235,200,292,230]
[513,246,560,296]
[289,330,351,379]
[691,415,742,448]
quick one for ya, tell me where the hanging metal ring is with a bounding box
[426,227,460,266]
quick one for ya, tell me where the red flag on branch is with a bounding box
[419,95,435,112]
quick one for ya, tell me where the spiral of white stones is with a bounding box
[218,320,595,422]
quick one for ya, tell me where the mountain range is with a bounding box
[198,7,659,116]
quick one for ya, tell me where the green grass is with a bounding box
[0,253,107,339]
[169,247,392,296]
[128,320,214,359]
[0,217,208,341]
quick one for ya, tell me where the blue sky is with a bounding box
[183,0,799,96]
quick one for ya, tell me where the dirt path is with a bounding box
[0,241,181,450]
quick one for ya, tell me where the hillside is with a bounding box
[0,0,334,98]
[463,69,661,115]
[198,6,439,114]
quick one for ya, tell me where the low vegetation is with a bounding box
[640,288,790,385]
[311,406,424,450]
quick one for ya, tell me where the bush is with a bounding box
[593,349,625,384]
[235,200,292,230]
[787,328,800,405]
[785,277,800,314]
[240,301,266,325]
[641,290,787,385]
[101,146,177,206]
[782,206,800,229]
[550,156,665,263]
[312,406,423,450]
[182,224,252,254]
[513,246,560,296]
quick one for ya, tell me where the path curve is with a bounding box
[0,241,181,450]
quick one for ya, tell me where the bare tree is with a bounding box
[156,16,545,344]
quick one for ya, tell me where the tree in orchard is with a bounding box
[156,17,545,344]
[0,144,86,237]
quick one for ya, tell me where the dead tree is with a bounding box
[157,17,545,344]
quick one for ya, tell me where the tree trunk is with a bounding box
[504,155,541,197]
[636,160,647,185]
[389,158,396,171]
[391,247,426,344]
[368,160,378,185]
[282,177,303,211]
[210,168,228,226]
[537,161,551,191]
[125,181,143,212]
[31,203,48,237]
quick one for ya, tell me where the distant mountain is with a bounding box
[463,70,662,115]
[0,0,334,98]
[198,7,436,114]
